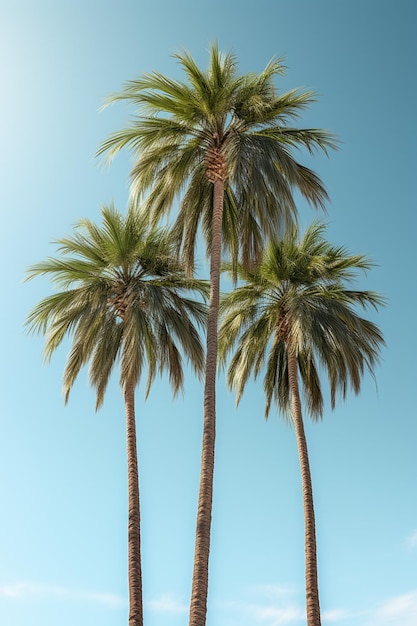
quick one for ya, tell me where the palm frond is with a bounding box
[98,46,338,272]
[219,222,385,422]
[27,205,208,409]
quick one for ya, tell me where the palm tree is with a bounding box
[218,222,385,626]
[97,45,337,626]
[26,205,208,626]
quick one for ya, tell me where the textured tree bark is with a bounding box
[287,352,321,626]
[189,176,224,626]
[124,382,143,626]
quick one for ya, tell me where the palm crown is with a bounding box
[97,44,337,271]
[26,204,208,407]
[219,222,385,418]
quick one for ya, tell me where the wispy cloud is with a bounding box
[405,528,417,550]
[0,581,126,608]
[246,602,304,625]
[216,583,417,626]
[251,584,298,599]
[322,608,364,622]
[322,609,349,622]
[81,590,127,608]
[217,583,304,626]
[142,585,417,626]
[366,589,417,626]
[146,592,188,614]
[239,588,360,626]
[244,586,364,625]
[5,581,415,626]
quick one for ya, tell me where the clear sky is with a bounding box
[0,1,416,625]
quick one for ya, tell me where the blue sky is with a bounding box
[0,1,416,625]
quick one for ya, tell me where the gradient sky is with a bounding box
[0,1,416,625]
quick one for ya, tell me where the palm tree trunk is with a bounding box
[287,353,321,626]
[189,177,224,626]
[124,382,143,626]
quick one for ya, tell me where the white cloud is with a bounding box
[218,583,305,626]
[216,583,417,626]
[0,582,67,599]
[367,589,417,626]
[246,602,304,625]
[252,584,298,599]
[405,529,417,550]
[146,592,188,614]
[0,581,126,608]
[3,580,417,626]
[322,609,351,622]
[80,590,127,608]
[316,589,417,626]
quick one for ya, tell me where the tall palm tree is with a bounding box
[218,222,385,626]
[97,45,337,626]
[26,205,208,626]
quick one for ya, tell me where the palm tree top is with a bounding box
[98,43,338,168]
[97,46,339,273]
[219,221,385,419]
[26,204,208,408]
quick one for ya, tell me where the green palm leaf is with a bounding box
[97,44,338,273]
